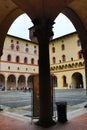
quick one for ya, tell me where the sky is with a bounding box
[7,13,76,40]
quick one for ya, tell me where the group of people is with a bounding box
[16,86,32,92]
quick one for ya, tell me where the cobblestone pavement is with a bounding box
[0,89,87,117]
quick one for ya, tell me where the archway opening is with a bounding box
[18,75,25,90]
[0,74,5,90]
[72,72,83,89]
[7,75,16,90]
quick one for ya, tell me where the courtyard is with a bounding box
[0,89,87,119]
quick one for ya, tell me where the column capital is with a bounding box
[32,19,55,41]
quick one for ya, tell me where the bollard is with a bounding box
[56,101,68,123]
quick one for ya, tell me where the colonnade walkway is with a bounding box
[0,107,87,130]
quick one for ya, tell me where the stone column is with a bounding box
[5,77,7,91]
[25,77,28,87]
[16,77,18,90]
[33,19,55,127]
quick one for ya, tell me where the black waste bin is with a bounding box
[56,101,68,123]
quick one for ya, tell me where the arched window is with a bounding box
[16,56,20,63]
[25,48,29,53]
[24,57,28,64]
[78,51,83,59]
[8,66,10,70]
[11,44,14,50]
[16,45,20,51]
[52,76,57,87]
[62,75,67,87]
[7,54,11,62]
[61,44,65,50]
[77,39,81,46]
[71,57,73,61]
[31,58,34,64]
[11,39,13,43]
[52,47,55,53]
[34,49,37,54]
[62,55,66,62]
[53,57,56,64]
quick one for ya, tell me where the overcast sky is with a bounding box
[7,13,76,40]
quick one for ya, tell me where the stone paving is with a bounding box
[0,89,87,118]
[0,89,87,129]
[0,108,87,130]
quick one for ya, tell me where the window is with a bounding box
[11,44,14,50]
[11,40,13,43]
[34,49,37,54]
[53,57,56,64]
[71,57,73,61]
[17,67,20,70]
[31,58,34,64]
[25,48,29,53]
[62,55,66,62]
[24,57,28,64]
[78,51,83,59]
[62,39,64,43]
[52,76,57,87]
[59,60,61,63]
[61,44,65,50]
[33,68,35,71]
[34,46,36,48]
[8,66,10,70]
[7,54,11,62]
[26,44,28,46]
[16,45,20,51]
[26,68,28,71]
[16,41,19,44]
[62,75,67,87]
[77,39,81,46]
[16,56,20,63]
[52,47,55,53]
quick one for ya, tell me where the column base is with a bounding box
[35,119,56,128]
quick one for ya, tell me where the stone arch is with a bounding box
[50,67,53,71]
[79,62,83,67]
[53,66,56,70]
[0,9,24,56]
[59,65,62,70]
[27,75,33,90]
[72,63,75,68]
[18,75,26,89]
[68,64,72,68]
[62,65,64,69]
[64,64,68,69]
[75,62,79,68]
[56,66,59,70]
[0,74,5,88]
[71,72,84,89]
[7,74,16,90]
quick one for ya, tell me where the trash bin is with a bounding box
[56,101,68,123]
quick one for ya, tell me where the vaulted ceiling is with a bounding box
[0,0,87,55]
